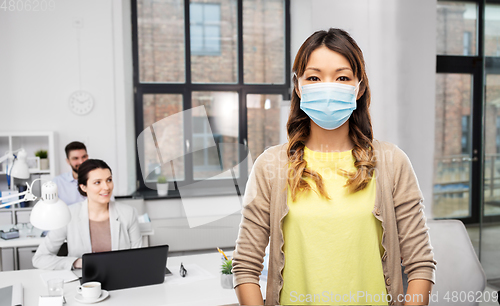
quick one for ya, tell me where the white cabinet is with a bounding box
[1,248,14,271]
[0,211,12,225]
[15,211,31,224]
[18,246,37,270]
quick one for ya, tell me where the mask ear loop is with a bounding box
[293,72,303,95]
[355,80,362,98]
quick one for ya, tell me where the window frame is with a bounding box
[131,0,291,197]
[436,0,500,225]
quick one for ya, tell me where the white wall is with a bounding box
[290,0,437,217]
[0,0,136,195]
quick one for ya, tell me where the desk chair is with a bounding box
[56,242,68,256]
[426,219,486,306]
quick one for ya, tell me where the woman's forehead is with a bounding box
[88,168,111,179]
[305,46,351,70]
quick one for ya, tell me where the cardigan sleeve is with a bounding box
[392,147,437,283]
[232,149,273,288]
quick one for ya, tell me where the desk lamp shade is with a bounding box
[11,149,30,179]
[30,181,71,230]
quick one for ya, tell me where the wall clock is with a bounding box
[68,91,94,115]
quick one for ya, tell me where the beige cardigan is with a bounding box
[232,140,436,305]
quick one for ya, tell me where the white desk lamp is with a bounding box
[0,179,71,230]
[0,148,30,190]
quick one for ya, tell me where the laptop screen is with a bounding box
[82,245,169,291]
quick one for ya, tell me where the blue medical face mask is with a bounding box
[299,81,361,130]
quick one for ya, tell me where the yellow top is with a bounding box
[280,147,388,305]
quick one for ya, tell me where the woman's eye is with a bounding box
[337,76,351,82]
[107,179,112,182]
[94,181,100,185]
[306,76,320,81]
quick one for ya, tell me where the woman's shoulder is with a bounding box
[68,201,84,214]
[259,143,287,158]
[111,201,138,219]
[255,143,288,163]
[251,143,288,171]
[372,139,398,151]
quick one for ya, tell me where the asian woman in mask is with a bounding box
[232,28,436,306]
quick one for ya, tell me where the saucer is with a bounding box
[74,290,109,304]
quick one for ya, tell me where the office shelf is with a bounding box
[0,131,56,226]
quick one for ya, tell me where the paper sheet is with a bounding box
[40,270,78,285]
[11,283,23,306]
[165,263,214,285]
[38,296,63,306]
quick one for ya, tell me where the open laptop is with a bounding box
[82,245,169,291]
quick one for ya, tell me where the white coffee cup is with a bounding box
[78,281,101,300]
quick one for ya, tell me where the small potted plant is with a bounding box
[35,150,49,170]
[156,175,169,196]
[219,248,233,289]
[221,258,233,289]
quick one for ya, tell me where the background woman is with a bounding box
[33,159,142,270]
[232,28,436,305]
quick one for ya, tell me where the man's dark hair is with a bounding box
[65,141,87,158]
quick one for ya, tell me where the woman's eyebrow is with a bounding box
[305,67,321,72]
[304,67,352,72]
[336,67,353,72]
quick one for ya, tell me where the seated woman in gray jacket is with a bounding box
[33,159,142,270]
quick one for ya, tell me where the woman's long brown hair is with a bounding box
[287,28,375,201]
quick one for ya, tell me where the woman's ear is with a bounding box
[295,85,301,99]
[293,74,301,99]
[80,184,87,192]
[356,83,366,100]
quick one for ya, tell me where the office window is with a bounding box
[192,91,239,180]
[190,3,221,56]
[437,0,500,285]
[137,0,185,83]
[485,4,500,57]
[437,2,477,56]
[243,0,285,84]
[140,94,185,189]
[247,94,283,159]
[433,73,472,219]
[192,117,223,172]
[132,0,290,194]
[190,0,237,83]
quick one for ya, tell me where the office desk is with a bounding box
[0,227,45,248]
[0,251,267,306]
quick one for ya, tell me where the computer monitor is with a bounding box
[81,245,169,291]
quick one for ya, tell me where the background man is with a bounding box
[52,141,88,205]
